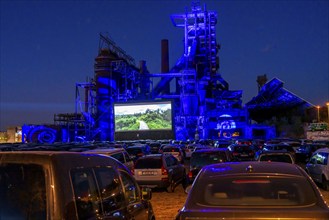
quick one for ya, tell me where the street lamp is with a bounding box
[317,105,320,122]
[326,102,329,123]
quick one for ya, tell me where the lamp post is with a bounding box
[317,105,320,122]
[326,102,329,123]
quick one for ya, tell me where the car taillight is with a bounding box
[233,152,239,156]
[188,171,193,179]
[161,166,168,175]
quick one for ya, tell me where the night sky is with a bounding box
[1,0,328,131]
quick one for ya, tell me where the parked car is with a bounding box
[126,145,151,162]
[214,139,232,148]
[133,154,188,192]
[161,145,184,163]
[176,161,329,219]
[295,143,327,163]
[184,144,199,159]
[188,148,233,183]
[82,147,135,172]
[306,147,329,190]
[148,141,162,154]
[0,151,155,220]
[255,150,295,163]
[262,143,296,159]
[227,144,256,161]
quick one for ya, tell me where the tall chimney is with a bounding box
[257,74,268,92]
[161,39,169,73]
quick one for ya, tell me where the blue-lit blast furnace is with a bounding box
[72,1,275,142]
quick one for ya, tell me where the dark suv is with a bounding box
[189,148,233,183]
[0,151,155,220]
[133,154,188,192]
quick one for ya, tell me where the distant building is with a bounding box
[0,126,22,143]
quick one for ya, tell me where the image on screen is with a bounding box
[114,101,172,132]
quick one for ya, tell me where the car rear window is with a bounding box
[135,158,162,169]
[259,155,293,163]
[194,176,317,206]
[235,146,253,152]
[163,147,179,152]
[0,163,46,219]
[191,152,228,166]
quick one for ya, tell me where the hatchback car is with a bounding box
[227,144,256,161]
[262,143,296,159]
[188,148,233,183]
[176,161,329,219]
[126,145,151,162]
[306,147,329,190]
[255,150,295,164]
[133,154,187,192]
[0,151,155,220]
[161,145,184,163]
[295,143,327,163]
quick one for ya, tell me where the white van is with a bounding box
[306,147,329,190]
[83,148,134,172]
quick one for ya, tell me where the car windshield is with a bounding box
[135,158,162,169]
[191,152,228,167]
[234,146,252,152]
[193,176,317,206]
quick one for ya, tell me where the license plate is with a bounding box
[142,171,156,175]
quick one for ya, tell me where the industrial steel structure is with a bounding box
[22,1,313,143]
[71,1,258,142]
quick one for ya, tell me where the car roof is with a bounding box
[259,150,292,154]
[162,145,180,148]
[200,161,305,177]
[139,153,163,159]
[127,145,146,149]
[192,148,228,153]
[0,151,128,170]
[314,147,329,153]
[82,148,125,153]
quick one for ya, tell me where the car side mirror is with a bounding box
[141,187,152,200]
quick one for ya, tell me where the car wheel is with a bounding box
[182,174,189,189]
[322,175,329,191]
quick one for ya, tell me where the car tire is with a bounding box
[182,174,189,189]
[322,175,329,191]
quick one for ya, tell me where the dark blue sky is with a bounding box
[1,0,328,131]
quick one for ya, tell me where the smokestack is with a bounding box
[161,39,169,73]
[257,74,268,92]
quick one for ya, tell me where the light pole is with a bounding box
[317,105,320,122]
[326,102,329,123]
